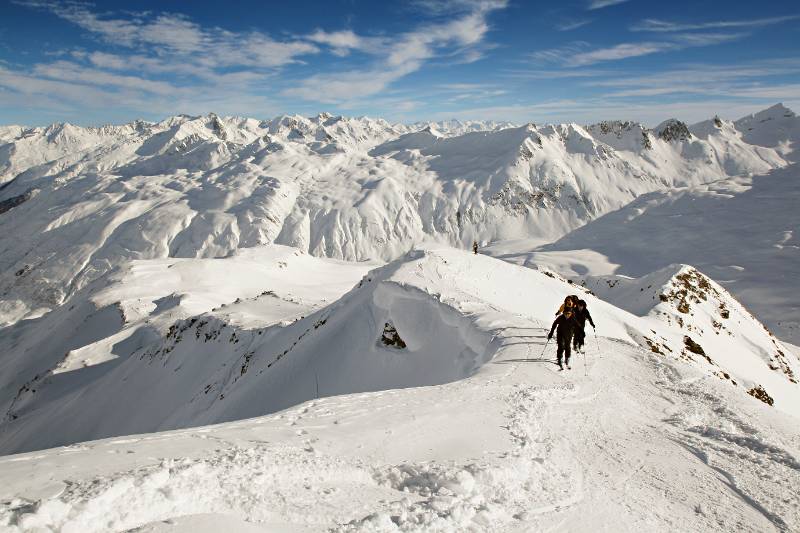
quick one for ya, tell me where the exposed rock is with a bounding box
[655,119,692,142]
[683,335,706,356]
[747,385,774,406]
[380,322,407,349]
[0,189,36,215]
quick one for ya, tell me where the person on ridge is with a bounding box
[555,295,578,316]
[573,299,595,353]
[548,308,579,370]
[472,240,478,254]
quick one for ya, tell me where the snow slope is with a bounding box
[510,163,800,344]
[1,105,798,531]
[1,249,799,532]
[0,246,374,451]
[1,248,797,456]
[0,107,789,325]
[482,103,800,344]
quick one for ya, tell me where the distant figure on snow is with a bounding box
[472,240,478,254]
[548,308,579,370]
[572,299,595,352]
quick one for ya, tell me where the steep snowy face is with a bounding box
[0,107,793,324]
[586,120,653,152]
[735,103,800,158]
[582,265,799,409]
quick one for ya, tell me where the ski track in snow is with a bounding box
[1,325,798,532]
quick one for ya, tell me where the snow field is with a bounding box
[2,247,797,455]
[2,329,797,531]
[1,248,798,531]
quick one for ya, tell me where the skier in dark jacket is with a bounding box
[548,308,579,370]
[572,299,595,352]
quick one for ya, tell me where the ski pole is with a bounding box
[594,328,601,359]
[540,337,551,359]
[583,339,588,376]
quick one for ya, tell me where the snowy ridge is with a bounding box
[735,103,800,158]
[1,105,800,531]
[1,248,799,531]
[409,119,518,137]
[2,248,798,456]
[582,264,799,404]
[0,106,793,325]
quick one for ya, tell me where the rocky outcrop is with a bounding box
[655,119,692,142]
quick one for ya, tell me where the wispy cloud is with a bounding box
[306,30,371,56]
[587,0,631,11]
[286,1,508,104]
[15,1,318,69]
[2,1,328,121]
[531,32,747,67]
[557,19,592,31]
[585,59,800,104]
[435,82,507,102]
[410,0,509,16]
[632,15,800,32]
[568,42,670,66]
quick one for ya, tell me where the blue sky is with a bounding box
[1,0,799,126]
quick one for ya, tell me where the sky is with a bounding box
[0,0,799,126]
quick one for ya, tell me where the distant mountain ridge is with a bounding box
[0,105,795,326]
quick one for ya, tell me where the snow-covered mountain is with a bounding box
[0,107,791,327]
[1,105,799,531]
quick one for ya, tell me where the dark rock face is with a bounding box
[747,385,774,406]
[683,335,706,356]
[0,189,35,215]
[656,120,692,142]
[381,322,407,349]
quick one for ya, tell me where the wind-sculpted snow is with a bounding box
[0,107,791,324]
[1,247,797,456]
[1,249,799,532]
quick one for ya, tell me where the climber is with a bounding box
[572,299,595,352]
[548,308,579,370]
[555,295,578,316]
[472,240,478,254]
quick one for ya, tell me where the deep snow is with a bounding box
[1,105,799,532]
[0,248,798,532]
